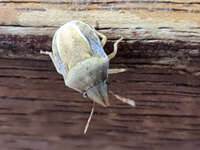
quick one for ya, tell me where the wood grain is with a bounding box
[1,0,200,42]
[0,53,200,150]
[0,0,200,149]
[1,0,200,71]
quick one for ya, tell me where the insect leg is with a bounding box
[95,31,107,47]
[108,37,123,60]
[108,68,128,74]
[40,50,62,75]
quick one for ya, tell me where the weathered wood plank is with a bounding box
[1,0,200,42]
[1,0,200,73]
[0,1,200,149]
[0,54,200,150]
[1,34,200,76]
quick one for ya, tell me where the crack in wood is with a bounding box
[16,7,46,11]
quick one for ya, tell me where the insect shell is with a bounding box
[41,20,122,107]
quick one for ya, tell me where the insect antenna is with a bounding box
[109,91,136,107]
[84,102,95,134]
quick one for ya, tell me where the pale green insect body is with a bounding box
[41,20,122,107]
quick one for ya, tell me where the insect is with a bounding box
[40,20,123,107]
[41,20,135,134]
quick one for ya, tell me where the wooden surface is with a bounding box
[1,0,200,43]
[1,0,200,150]
[0,53,200,150]
[1,0,200,73]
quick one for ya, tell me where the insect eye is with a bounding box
[104,80,109,85]
[83,92,88,98]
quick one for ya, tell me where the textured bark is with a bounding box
[0,0,200,150]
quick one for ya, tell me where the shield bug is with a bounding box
[41,20,123,107]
